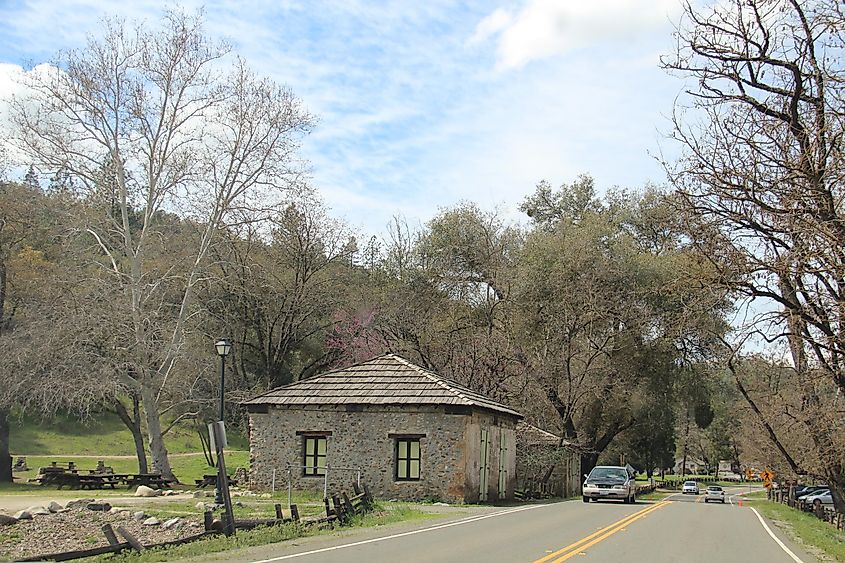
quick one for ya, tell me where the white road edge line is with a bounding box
[749,507,805,563]
[251,503,549,562]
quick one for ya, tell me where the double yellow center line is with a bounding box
[533,500,672,563]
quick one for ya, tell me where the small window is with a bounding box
[303,436,327,476]
[395,438,421,481]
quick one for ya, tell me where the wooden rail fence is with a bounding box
[770,489,844,532]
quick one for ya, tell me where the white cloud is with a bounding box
[469,8,513,45]
[474,0,683,70]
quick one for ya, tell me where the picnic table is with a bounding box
[194,474,238,488]
[29,467,172,490]
[121,473,172,489]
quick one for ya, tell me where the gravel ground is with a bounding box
[0,505,204,561]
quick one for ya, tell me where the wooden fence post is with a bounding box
[101,524,120,546]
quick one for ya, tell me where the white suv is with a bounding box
[682,480,699,494]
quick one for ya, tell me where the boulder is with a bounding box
[86,502,112,512]
[162,517,181,530]
[26,506,51,516]
[47,501,64,513]
[132,511,146,521]
[195,502,206,511]
[13,510,32,521]
[192,491,205,498]
[66,499,95,510]
[0,514,17,526]
[259,493,271,499]
[134,485,161,497]
[142,517,160,526]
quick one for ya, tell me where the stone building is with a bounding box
[515,422,581,498]
[243,354,523,503]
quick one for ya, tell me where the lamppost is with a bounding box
[214,338,232,506]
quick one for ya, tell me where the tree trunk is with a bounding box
[827,470,845,515]
[0,258,11,484]
[140,385,176,482]
[113,395,148,474]
[0,409,11,483]
[580,452,599,486]
[0,257,6,332]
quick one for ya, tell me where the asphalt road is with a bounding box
[191,487,819,563]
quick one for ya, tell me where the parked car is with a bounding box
[795,485,828,499]
[704,485,725,503]
[582,465,638,504]
[803,489,833,509]
[682,480,699,494]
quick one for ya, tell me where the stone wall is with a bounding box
[248,404,519,502]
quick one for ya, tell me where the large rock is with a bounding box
[132,511,146,521]
[192,490,205,498]
[162,517,181,530]
[47,501,64,513]
[0,514,16,526]
[66,499,95,510]
[13,510,32,521]
[26,506,50,516]
[195,502,206,511]
[134,485,161,498]
[86,502,112,512]
[142,517,160,526]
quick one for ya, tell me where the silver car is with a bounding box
[582,466,637,504]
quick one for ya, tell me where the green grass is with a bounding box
[96,503,435,562]
[9,413,248,456]
[6,451,249,489]
[747,499,845,562]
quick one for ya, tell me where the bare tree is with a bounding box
[664,0,845,510]
[10,11,313,480]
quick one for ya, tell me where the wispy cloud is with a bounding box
[0,0,684,237]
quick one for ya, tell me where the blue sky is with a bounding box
[0,0,686,237]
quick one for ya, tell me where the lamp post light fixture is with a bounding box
[214,338,232,507]
[215,339,233,422]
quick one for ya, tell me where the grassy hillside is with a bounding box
[9,412,248,456]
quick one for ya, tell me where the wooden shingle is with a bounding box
[242,354,522,418]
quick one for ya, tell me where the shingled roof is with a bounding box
[243,354,522,418]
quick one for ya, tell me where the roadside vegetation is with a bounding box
[97,503,435,563]
[747,499,845,562]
